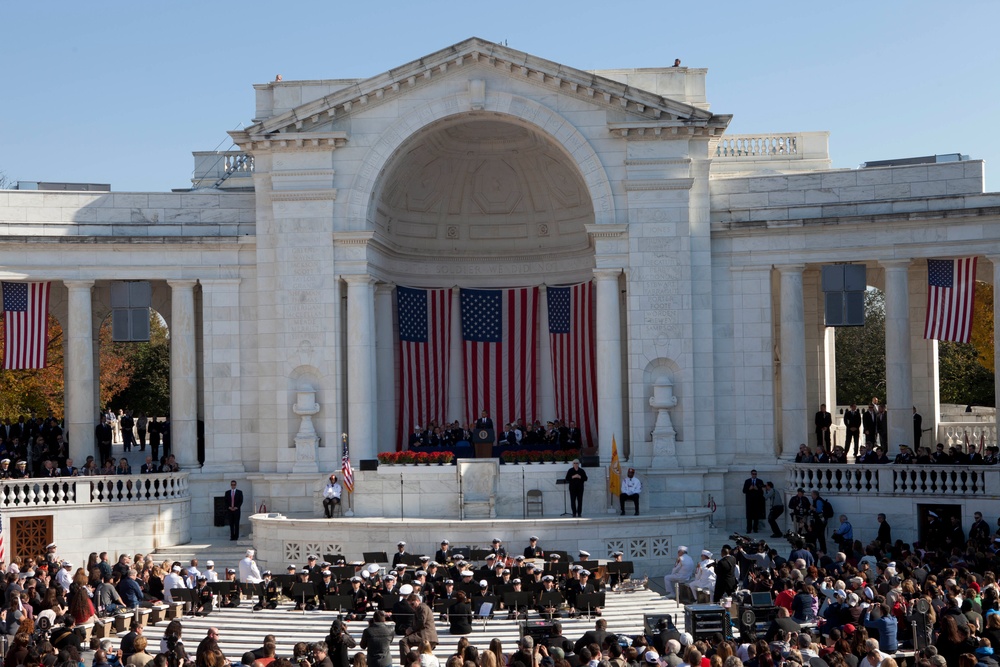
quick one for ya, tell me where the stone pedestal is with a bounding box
[650,375,679,468]
[292,389,320,473]
[458,459,498,518]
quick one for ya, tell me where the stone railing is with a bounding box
[937,422,997,449]
[0,473,189,508]
[786,464,996,497]
[715,134,799,158]
[191,151,255,188]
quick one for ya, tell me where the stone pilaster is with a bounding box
[64,280,96,459]
[882,260,913,449]
[778,265,807,457]
[168,280,200,470]
[345,275,376,461]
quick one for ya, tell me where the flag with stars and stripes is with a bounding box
[547,282,598,448]
[395,287,452,450]
[2,282,51,370]
[341,435,355,493]
[460,287,538,433]
[924,258,977,343]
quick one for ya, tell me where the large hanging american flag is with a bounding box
[2,282,51,370]
[924,258,977,343]
[396,287,451,450]
[461,287,538,432]
[341,434,355,492]
[547,282,598,448]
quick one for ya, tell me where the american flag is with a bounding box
[341,434,354,492]
[924,258,977,343]
[548,282,598,448]
[396,287,451,450]
[461,287,538,432]
[2,282,51,370]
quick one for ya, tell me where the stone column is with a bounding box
[882,260,913,449]
[778,265,807,457]
[345,275,376,461]
[594,269,624,464]
[168,280,199,470]
[448,288,464,424]
[64,280,96,458]
[375,283,396,453]
[537,285,556,423]
[198,278,244,474]
[990,256,1000,426]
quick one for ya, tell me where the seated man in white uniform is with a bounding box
[688,550,716,603]
[663,546,695,599]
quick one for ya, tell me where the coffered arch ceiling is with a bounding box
[373,116,595,260]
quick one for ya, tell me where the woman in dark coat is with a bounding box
[325,618,358,667]
[448,592,473,635]
[934,616,978,667]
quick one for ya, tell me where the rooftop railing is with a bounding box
[0,472,189,508]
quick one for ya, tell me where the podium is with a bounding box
[472,427,495,458]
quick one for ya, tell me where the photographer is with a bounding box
[303,642,334,667]
[787,488,811,536]
[324,620,357,667]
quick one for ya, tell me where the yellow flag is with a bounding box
[609,435,621,496]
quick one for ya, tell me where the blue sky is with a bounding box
[2,1,998,192]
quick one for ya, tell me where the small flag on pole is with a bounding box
[609,436,621,496]
[2,282,51,370]
[924,258,977,343]
[341,434,355,493]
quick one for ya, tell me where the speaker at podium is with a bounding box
[472,427,495,458]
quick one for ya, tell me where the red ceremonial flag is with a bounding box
[547,282,598,448]
[924,258,977,343]
[2,281,51,370]
[396,287,452,450]
[461,287,538,432]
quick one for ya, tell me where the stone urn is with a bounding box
[292,388,320,473]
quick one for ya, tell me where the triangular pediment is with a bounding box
[237,37,729,142]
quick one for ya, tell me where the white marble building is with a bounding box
[2,38,1000,566]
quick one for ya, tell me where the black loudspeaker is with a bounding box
[580,455,600,468]
[521,620,555,641]
[359,459,378,471]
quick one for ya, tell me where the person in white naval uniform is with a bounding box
[688,550,717,602]
[663,546,695,599]
[239,549,263,584]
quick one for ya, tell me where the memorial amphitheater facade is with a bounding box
[2,38,1000,570]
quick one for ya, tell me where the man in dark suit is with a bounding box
[226,480,243,541]
[913,407,923,449]
[475,411,494,429]
[574,618,610,654]
[862,404,878,452]
[843,403,862,457]
[712,546,738,602]
[814,404,832,452]
[742,470,765,533]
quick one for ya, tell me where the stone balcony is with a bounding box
[0,472,189,508]
[711,131,832,175]
[786,463,995,497]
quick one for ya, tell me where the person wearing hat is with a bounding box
[565,459,588,517]
[0,458,12,479]
[523,536,543,559]
[620,467,642,516]
[12,459,29,479]
[347,576,369,621]
[435,540,451,565]
[322,474,343,518]
[688,551,716,603]
[489,538,507,560]
[893,444,914,465]
[194,576,213,617]
[391,542,410,567]
[663,546,695,600]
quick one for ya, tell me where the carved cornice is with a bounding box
[624,178,694,191]
[332,231,376,246]
[230,131,348,153]
[608,120,729,140]
[584,223,628,239]
[625,158,692,167]
[239,37,729,140]
[270,190,338,202]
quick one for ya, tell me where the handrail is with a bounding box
[0,472,189,508]
[786,463,996,497]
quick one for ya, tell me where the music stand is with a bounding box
[470,548,492,562]
[208,581,236,601]
[331,566,355,582]
[363,551,389,564]
[379,592,400,610]
[400,554,422,566]
[289,582,317,614]
[577,592,605,617]
[434,598,459,616]
[545,562,569,576]
[538,590,564,608]
[503,592,533,620]
[170,589,195,615]
[556,478,570,516]
[239,581,262,600]
[326,554,348,566]
[324,594,355,614]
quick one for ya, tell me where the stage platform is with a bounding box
[249,507,711,576]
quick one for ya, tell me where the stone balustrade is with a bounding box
[937,422,998,449]
[0,472,189,508]
[191,151,255,188]
[715,134,800,158]
[786,463,996,497]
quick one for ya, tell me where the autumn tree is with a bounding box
[835,289,887,406]
[106,313,170,416]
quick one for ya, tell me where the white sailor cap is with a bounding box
[441,539,450,545]
[307,555,318,560]
[399,584,413,595]
[513,578,521,584]
[579,550,590,557]
[172,565,181,572]
[322,570,332,576]
[419,556,431,562]
[479,580,488,587]
[415,570,427,577]
[461,570,474,577]
[206,561,214,567]
[542,575,554,581]
[351,576,363,583]
[529,536,539,541]
[580,570,591,577]
[701,550,712,558]
[366,564,379,574]
[678,546,688,553]
[397,541,406,547]
[486,554,496,560]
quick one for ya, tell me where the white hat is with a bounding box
[580,570,591,577]
[579,550,590,557]
[397,541,406,547]
[701,550,712,558]
[441,539,450,544]
[46,542,57,549]
[678,546,688,553]
[361,570,370,579]
[206,561,214,567]
[245,549,255,556]
[366,564,379,574]
[399,584,414,595]
[63,561,73,568]
[172,565,181,572]
[479,580,488,587]
[486,554,496,560]
[461,570,474,577]
[529,536,539,541]
[644,652,660,664]
[928,511,939,518]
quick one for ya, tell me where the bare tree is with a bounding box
[0,171,14,189]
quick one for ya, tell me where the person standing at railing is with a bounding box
[844,404,862,457]
[96,414,113,466]
[913,407,923,450]
[862,404,878,455]
[814,404,832,453]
